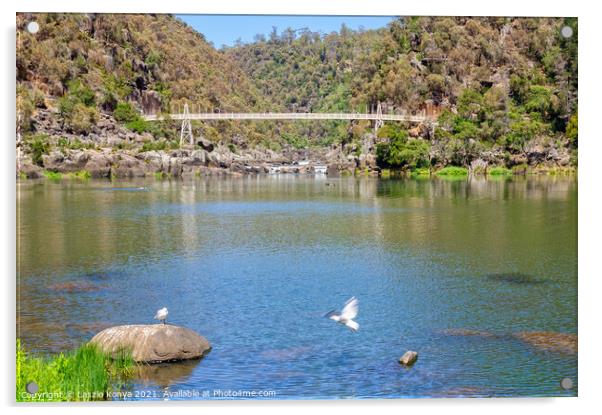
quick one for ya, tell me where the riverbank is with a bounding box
[17,146,577,181]
[16,340,134,402]
[17,105,577,180]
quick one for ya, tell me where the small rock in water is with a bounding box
[399,350,418,367]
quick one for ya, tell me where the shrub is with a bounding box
[71,170,91,180]
[43,171,63,180]
[436,166,468,176]
[411,167,431,177]
[511,164,529,175]
[141,140,167,152]
[524,85,559,120]
[17,86,42,132]
[566,113,577,146]
[26,134,50,166]
[113,102,139,123]
[509,74,530,103]
[125,118,149,134]
[488,166,513,176]
[282,132,309,149]
[68,104,98,134]
[58,95,77,119]
[16,339,133,402]
[457,88,484,119]
[504,117,547,152]
[376,130,430,170]
[66,79,95,107]
[452,118,480,140]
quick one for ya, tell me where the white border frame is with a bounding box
[3,1,600,414]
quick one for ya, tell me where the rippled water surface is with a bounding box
[17,176,577,399]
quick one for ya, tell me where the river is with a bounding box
[16,175,578,399]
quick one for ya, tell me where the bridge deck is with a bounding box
[143,112,435,123]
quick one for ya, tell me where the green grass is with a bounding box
[142,140,167,152]
[488,166,513,176]
[154,171,169,179]
[410,167,431,177]
[43,171,63,181]
[380,168,391,178]
[511,164,529,175]
[44,170,91,180]
[436,166,468,177]
[16,339,134,402]
[68,170,91,180]
[141,140,180,152]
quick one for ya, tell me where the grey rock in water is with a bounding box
[399,350,418,367]
[89,324,211,363]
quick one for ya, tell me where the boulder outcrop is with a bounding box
[90,324,211,363]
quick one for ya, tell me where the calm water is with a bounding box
[17,176,577,399]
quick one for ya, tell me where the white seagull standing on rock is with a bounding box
[154,307,168,325]
[324,297,359,332]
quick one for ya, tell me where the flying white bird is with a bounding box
[324,297,359,332]
[154,307,168,325]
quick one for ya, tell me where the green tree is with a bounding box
[113,102,140,123]
[566,113,577,146]
[376,129,430,169]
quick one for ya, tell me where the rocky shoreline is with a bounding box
[16,141,576,179]
[17,145,378,180]
[17,109,575,180]
[17,108,379,179]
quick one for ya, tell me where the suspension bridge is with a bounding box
[142,103,437,146]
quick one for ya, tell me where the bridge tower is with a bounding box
[374,102,384,135]
[179,103,194,147]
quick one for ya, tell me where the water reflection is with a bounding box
[16,176,577,398]
[135,359,201,389]
[17,176,576,278]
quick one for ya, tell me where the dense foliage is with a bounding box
[376,125,430,169]
[16,340,134,402]
[17,14,577,169]
[228,16,578,166]
[17,13,275,145]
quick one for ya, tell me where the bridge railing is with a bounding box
[143,112,435,123]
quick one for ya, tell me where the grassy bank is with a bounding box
[16,339,134,402]
[41,170,91,181]
[436,166,469,177]
[488,166,513,176]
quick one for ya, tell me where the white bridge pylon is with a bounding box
[179,103,194,146]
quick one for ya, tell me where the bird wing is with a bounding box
[323,309,340,319]
[340,297,358,320]
[345,319,359,332]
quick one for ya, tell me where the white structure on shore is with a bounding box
[314,165,327,174]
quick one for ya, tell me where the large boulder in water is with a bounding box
[89,324,211,363]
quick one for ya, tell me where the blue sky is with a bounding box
[176,15,396,48]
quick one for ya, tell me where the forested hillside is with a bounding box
[227,16,578,169]
[17,13,276,147]
[16,14,578,177]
